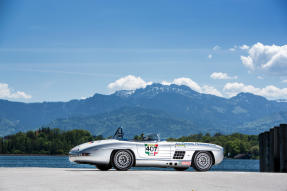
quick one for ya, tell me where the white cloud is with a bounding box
[223,82,287,99]
[161,80,171,86]
[208,54,212,59]
[281,79,287,83]
[162,77,222,97]
[0,83,31,99]
[172,77,202,92]
[201,85,223,97]
[241,42,287,75]
[240,45,249,50]
[210,72,238,80]
[241,56,254,70]
[229,45,249,51]
[213,45,221,51]
[108,75,152,91]
[229,45,238,52]
[257,76,264,80]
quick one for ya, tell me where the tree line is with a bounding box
[0,128,258,158]
[168,133,259,159]
[0,127,103,155]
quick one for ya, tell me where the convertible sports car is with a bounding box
[69,128,224,171]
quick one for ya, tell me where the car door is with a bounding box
[136,141,171,159]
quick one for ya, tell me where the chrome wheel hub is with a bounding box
[196,153,211,169]
[115,151,131,168]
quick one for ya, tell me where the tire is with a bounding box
[192,151,213,172]
[174,167,189,171]
[96,164,112,171]
[112,150,134,171]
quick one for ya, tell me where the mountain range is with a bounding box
[1,83,287,137]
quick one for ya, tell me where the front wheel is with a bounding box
[112,150,134,171]
[192,151,213,172]
[96,164,112,171]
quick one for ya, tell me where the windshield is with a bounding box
[143,134,159,141]
[133,133,160,141]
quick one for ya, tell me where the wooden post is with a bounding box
[259,125,287,173]
[274,126,280,172]
[269,128,274,172]
[259,132,264,172]
[279,124,287,172]
[264,131,270,172]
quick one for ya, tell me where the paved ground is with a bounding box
[0,168,287,191]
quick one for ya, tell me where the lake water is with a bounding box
[0,156,259,171]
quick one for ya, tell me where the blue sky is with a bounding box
[0,0,287,102]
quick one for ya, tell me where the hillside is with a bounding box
[1,84,287,136]
[49,107,205,138]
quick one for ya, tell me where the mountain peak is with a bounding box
[111,83,200,98]
[131,83,200,98]
[234,92,262,98]
[231,92,267,102]
[113,90,135,97]
[144,83,199,92]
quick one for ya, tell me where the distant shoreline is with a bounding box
[0,154,66,156]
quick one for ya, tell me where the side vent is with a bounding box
[173,151,185,159]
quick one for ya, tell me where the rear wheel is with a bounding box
[192,151,213,172]
[112,150,134,171]
[174,167,189,171]
[96,164,112,171]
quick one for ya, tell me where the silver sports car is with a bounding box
[69,128,224,171]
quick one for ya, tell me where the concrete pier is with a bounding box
[1,168,287,191]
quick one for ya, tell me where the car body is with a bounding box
[69,128,224,171]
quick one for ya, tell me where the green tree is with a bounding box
[0,128,96,155]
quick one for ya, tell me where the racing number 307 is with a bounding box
[145,144,159,156]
